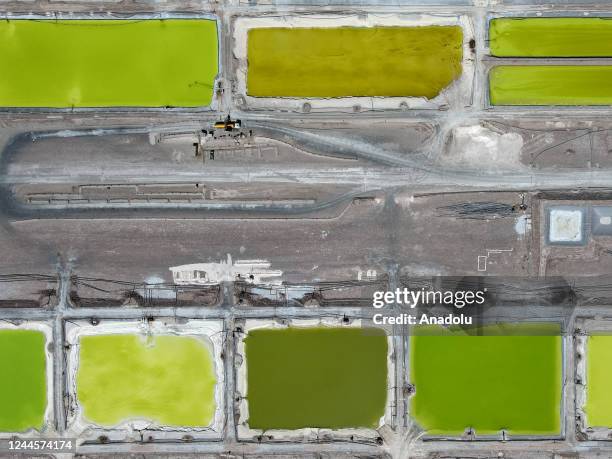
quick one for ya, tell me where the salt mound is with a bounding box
[445,124,524,171]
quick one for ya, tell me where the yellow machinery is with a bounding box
[214,116,241,131]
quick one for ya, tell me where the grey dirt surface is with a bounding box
[1,1,612,458]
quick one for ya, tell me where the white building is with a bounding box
[170,254,282,286]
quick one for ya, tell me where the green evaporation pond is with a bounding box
[490,18,612,57]
[247,26,463,98]
[245,327,388,430]
[489,66,612,106]
[0,19,218,107]
[585,335,612,427]
[410,323,562,436]
[77,334,217,427]
[0,329,46,432]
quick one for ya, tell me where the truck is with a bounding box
[214,115,241,131]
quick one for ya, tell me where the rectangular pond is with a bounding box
[489,66,612,105]
[0,329,47,432]
[585,335,612,427]
[76,333,217,427]
[247,26,463,98]
[0,19,218,108]
[244,326,388,430]
[410,323,562,436]
[490,18,612,57]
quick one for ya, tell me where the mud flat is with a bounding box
[490,18,612,57]
[489,66,612,106]
[409,323,562,437]
[0,18,218,108]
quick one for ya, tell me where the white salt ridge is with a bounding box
[446,124,524,171]
[515,214,529,238]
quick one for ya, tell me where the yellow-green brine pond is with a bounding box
[410,323,562,436]
[490,18,612,57]
[585,336,612,427]
[0,329,47,432]
[247,26,463,98]
[77,334,217,427]
[244,327,388,430]
[0,19,218,107]
[489,66,612,106]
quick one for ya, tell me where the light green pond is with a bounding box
[489,66,612,106]
[410,323,562,436]
[0,329,47,432]
[0,19,218,107]
[77,334,217,427]
[586,336,612,427]
[245,327,388,430]
[490,18,612,57]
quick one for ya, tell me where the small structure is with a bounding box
[547,206,585,245]
[170,254,282,286]
[592,206,612,236]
